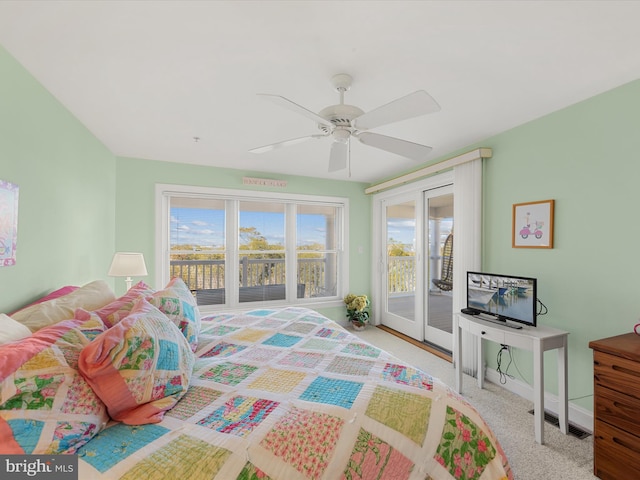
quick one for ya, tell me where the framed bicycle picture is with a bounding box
[512,199,554,249]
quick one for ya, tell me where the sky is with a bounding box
[387,217,453,251]
[171,207,330,248]
[171,207,451,251]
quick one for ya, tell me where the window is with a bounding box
[297,203,339,299]
[238,200,286,303]
[168,196,227,304]
[156,184,347,309]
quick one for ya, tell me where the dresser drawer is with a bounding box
[594,419,640,479]
[594,351,640,400]
[595,386,640,434]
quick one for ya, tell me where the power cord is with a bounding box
[500,348,594,403]
[537,298,548,316]
[496,344,515,384]
[509,349,529,385]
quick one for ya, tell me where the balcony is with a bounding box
[170,256,335,305]
[170,255,452,330]
[170,255,424,307]
[387,256,416,294]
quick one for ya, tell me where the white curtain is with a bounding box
[453,158,482,376]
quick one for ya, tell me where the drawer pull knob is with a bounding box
[612,364,640,378]
[613,435,640,455]
[481,331,486,335]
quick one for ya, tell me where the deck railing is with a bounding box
[388,255,416,294]
[170,255,418,299]
[170,256,333,298]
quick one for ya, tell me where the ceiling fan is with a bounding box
[249,73,440,172]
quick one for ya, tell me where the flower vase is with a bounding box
[351,321,367,331]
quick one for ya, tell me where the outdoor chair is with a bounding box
[432,233,453,291]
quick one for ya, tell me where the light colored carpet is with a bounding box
[352,325,596,480]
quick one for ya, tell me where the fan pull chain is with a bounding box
[348,137,352,178]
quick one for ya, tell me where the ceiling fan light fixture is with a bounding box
[332,128,350,144]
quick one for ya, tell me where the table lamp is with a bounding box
[108,252,148,290]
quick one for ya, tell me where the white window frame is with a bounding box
[155,184,349,312]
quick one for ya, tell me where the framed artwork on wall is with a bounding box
[512,199,554,249]
[0,179,19,266]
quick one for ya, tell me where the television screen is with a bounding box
[466,271,537,327]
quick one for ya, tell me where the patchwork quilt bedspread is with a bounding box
[76,307,512,480]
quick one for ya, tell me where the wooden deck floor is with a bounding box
[387,292,452,333]
[384,293,454,360]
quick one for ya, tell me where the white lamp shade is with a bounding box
[108,252,148,277]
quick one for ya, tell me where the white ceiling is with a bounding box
[1,1,639,184]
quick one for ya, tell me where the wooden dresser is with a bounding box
[589,333,640,479]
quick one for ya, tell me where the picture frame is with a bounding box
[512,199,554,249]
[0,179,19,266]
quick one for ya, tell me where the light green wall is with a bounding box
[113,156,372,315]
[372,79,639,413]
[480,79,640,411]
[4,32,639,416]
[0,37,370,318]
[0,45,116,313]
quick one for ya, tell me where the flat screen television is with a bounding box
[465,271,537,327]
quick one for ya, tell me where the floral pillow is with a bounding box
[78,298,195,425]
[92,281,155,328]
[0,315,109,454]
[147,277,201,352]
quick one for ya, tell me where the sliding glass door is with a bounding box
[375,177,454,352]
[373,165,482,356]
[425,187,454,350]
[379,192,423,339]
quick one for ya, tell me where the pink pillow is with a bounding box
[9,285,79,315]
[78,298,195,425]
[93,281,155,328]
[0,315,108,454]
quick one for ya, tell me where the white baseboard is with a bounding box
[484,367,593,434]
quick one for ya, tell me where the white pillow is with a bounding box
[11,280,116,332]
[0,313,32,344]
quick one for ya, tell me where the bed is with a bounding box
[1,280,512,480]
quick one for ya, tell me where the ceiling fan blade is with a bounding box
[257,94,334,128]
[356,132,432,161]
[353,90,440,130]
[249,134,326,154]
[328,141,348,172]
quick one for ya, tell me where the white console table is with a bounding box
[453,312,569,444]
